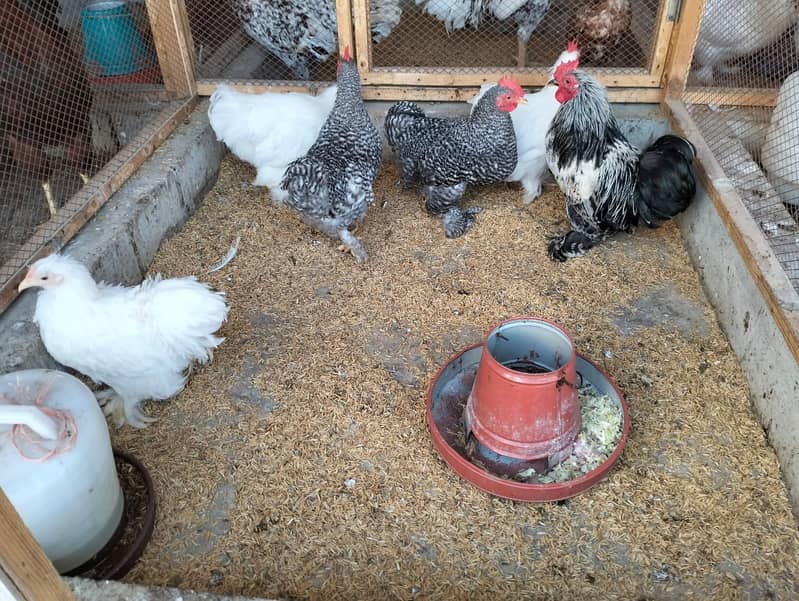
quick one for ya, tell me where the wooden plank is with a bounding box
[196,80,663,103]
[144,0,197,97]
[664,99,799,363]
[663,0,705,97]
[0,488,74,601]
[682,87,778,108]
[336,0,355,58]
[0,98,198,314]
[351,0,371,72]
[643,0,676,80]
[359,68,661,87]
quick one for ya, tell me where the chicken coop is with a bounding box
[2,0,799,600]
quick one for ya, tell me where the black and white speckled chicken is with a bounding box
[279,47,382,263]
[544,59,697,261]
[232,0,401,80]
[384,78,526,238]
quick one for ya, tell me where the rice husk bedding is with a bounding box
[112,153,799,600]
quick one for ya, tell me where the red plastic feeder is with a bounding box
[427,317,630,502]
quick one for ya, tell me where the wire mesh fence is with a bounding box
[0,0,191,310]
[683,0,799,289]
[370,0,661,73]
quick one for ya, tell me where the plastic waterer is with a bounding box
[80,0,152,77]
[0,369,123,573]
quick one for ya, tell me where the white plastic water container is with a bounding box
[0,369,124,573]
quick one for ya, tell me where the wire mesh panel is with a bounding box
[188,0,345,84]
[683,0,799,289]
[0,0,195,312]
[356,0,673,87]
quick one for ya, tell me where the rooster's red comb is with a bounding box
[553,44,580,82]
[342,45,351,62]
[567,39,579,54]
[497,76,524,97]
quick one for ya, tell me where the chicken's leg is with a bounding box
[337,229,368,264]
[547,230,597,262]
[41,180,57,216]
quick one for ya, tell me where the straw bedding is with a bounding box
[113,154,799,600]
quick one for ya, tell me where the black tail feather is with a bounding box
[634,134,697,227]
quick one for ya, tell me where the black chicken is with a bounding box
[384,78,526,238]
[0,0,100,217]
[544,60,697,261]
[279,47,382,264]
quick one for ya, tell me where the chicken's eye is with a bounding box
[41,276,48,281]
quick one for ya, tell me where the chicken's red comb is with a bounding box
[497,76,524,97]
[342,45,351,62]
[553,55,579,82]
[567,39,579,54]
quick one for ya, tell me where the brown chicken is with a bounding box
[574,0,631,64]
[0,0,96,216]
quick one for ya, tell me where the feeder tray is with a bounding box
[427,344,630,502]
[65,449,156,580]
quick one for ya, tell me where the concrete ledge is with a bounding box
[0,99,224,374]
[67,577,281,601]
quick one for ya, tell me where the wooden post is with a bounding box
[351,0,372,74]
[663,0,705,99]
[0,488,75,601]
[144,0,197,97]
[336,0,355,59]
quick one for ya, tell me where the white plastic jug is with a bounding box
[0,369,124,573]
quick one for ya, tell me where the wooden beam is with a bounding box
[351,0,371,73]
[664,99,799,364]
[195,80,663,103]
[681,87,778,108]
[336,0,355,58]
[144,0,197,97]
[642,0,676,80]
[0,98,198,315]
[0,488,74,601]
[663,0,705,98]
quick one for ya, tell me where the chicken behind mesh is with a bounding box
[233,0,402,80]
[573,0,631,63]
[208,84,337,202]
[279,48,382,263]
[19,254,229,428]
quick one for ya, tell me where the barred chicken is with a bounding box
[233,0,401,80]
[545,58,697,261]
[467,42,580,203]
[208,84,337,202]
[385,78,526,238]
[18,254,228,428]
[279,47,382,263]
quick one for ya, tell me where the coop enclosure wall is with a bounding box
[189,0,676,101]
[0,0,197,314]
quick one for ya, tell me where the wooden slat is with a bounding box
[336,0,355,58]
[681,87,778,108]
[663,0,705,97]
[0,488,74,601]
[359,68,661,88]
[664,99,799,363]
[643,0,676,80]
[351,0,371,73]
[144,0,197,97]
[196,80,663,103]
[0,98,198,314]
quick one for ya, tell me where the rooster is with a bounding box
[385,78,526,238]
[18,254,229,428]
[233,0,401,80]
[208,84,337,202]
[279,47,382,263]
[544,57,697,261]
[467,42,580,204]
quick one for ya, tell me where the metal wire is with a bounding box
[0,0,176,295]
[684,0,799,290]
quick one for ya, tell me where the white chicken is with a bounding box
[693,0,799,85]
[18,253,229,428]
[762,70,799,208]
[467,41,580,203]
[208,84,337,203]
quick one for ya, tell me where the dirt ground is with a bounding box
[112,154,799,601]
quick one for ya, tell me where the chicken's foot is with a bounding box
[337,229,368,264]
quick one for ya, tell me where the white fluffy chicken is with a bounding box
[693,0,798,84]
[467,41,580,203]
[208,84,337,203]
[18,254,228,428]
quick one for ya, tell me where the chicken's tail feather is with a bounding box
[634,134,697,227]
[385,101,425,148]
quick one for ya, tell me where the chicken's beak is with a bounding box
[547,78,556,86]
[517,97,528,105]
[17,268,37,292]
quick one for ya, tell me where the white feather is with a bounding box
[208,84,337,202]
[29,254,228,428]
